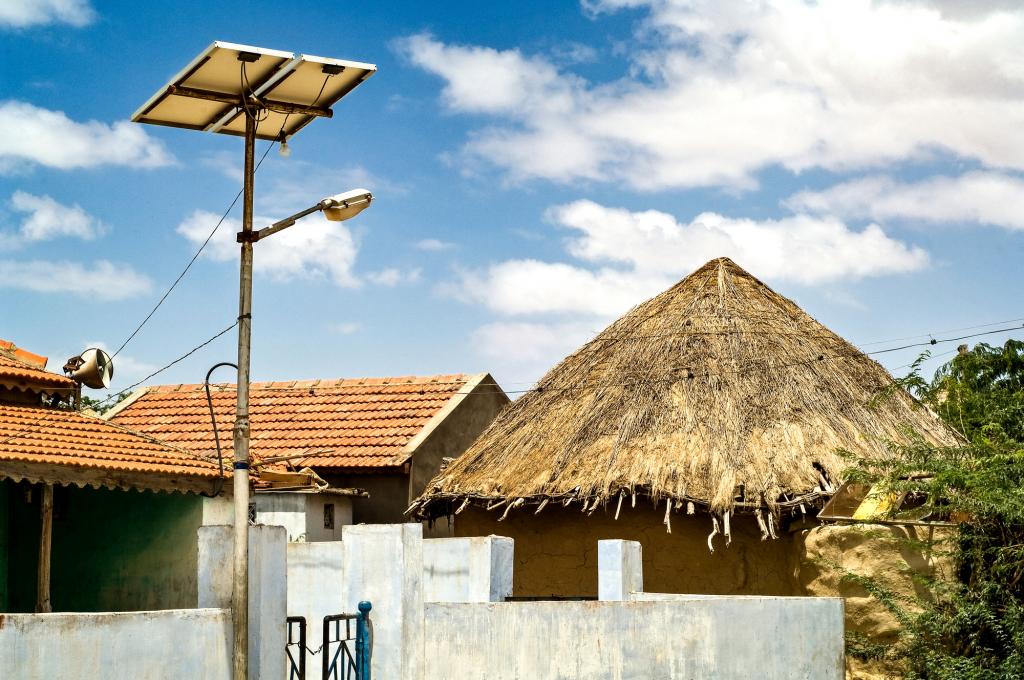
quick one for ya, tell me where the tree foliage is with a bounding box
[928,340,1024,442]
[80,391,128,415]
[845,340,1024,679]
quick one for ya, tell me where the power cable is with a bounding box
[111,136,277,359]
[203,361,237,498]
[857,316,1024,348]
[0,322,239,450]
[193,321,1024,398]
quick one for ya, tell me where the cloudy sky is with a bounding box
[1,0,1022,395]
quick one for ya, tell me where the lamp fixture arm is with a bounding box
[240,202,326,243]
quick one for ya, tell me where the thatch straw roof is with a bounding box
[414,258,959,523]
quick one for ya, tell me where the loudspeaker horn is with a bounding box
[64,348,114,389]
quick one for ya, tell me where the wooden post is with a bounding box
[36,483,53,613]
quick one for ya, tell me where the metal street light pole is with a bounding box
[231,109,257,680]
[231,109,371,679]
[130,44,376,680]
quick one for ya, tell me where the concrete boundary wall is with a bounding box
[597,539,643,601]
[0,608,232,680]
[424,598,845,680]
[281,530,846,679]
[287,540,345,656]
[198,524,287,679]
[423,536,513,603]
[341,524,423,680]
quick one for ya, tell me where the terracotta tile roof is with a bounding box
[108,375,480,469]
[0,339,75,391]
[0,403,220,481]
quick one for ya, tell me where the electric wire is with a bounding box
[112,67,333,359]
[111,141,276,359]
[1,313,1019,495]
[0,322,239,450]
[193,321,1024,399]
[203,361,237,497]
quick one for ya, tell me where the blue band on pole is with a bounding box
[233,461,250,470]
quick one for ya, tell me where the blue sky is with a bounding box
[1,0,1022,397]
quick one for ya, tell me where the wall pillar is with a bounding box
[423,535,513,602]
[341,523,423,680]
[598,539,643,601]
[198,524,287,679]
[287,541,345,657]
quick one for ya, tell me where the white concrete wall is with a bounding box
[254,493,306,542]
[423,536,513,603]
[254,493,352,542]
[424,596,845,679]
[303,494,351,542]
[281,525,845,680]
[0,608,231,679]
[598,539,643,601]
[202,495,234,525]
[197,524,287,680]
[287,541,345,655]
[341,523,423,680]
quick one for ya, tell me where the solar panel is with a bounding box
[132,41,376,141]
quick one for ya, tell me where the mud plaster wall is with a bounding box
[797,523,952,680]
[456,506,803,597]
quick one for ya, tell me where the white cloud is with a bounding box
[474,320,595,363]
[551,42,600,65]
[458,200,928,318]
[786,171,1024,230]
[0,101,172,173]
[177,210,360,288]
[398,33,579,116]
[329,322,362,335]
[367,267,422,286]
[400,2,1024,189]
[6,190,104,242]
[0,0,94,28]
[414,238,455,251]
[472,320,599,383]
[0,259,151,300]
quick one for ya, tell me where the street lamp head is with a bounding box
[321,189,373,222]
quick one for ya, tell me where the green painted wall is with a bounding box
[4,481,204,612]
[0,480,8,611]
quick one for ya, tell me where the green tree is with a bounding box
[926,340,1024,442]
[845,339,1024,679]
[80,391,129,415]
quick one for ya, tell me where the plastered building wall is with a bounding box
[3,481,206,612]
[254,492,351,542]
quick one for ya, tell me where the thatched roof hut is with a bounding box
[414,257,959,527]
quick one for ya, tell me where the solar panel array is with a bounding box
[132,41,376,141]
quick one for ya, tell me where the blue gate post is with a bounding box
[356,601,373,680]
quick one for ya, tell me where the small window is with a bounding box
[324,503,335,530]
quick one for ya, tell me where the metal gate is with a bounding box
[323,601,372,680]
[286,602,372,680]
[286,616,307,680]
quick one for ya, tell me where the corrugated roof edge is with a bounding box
[394,373,507,465]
